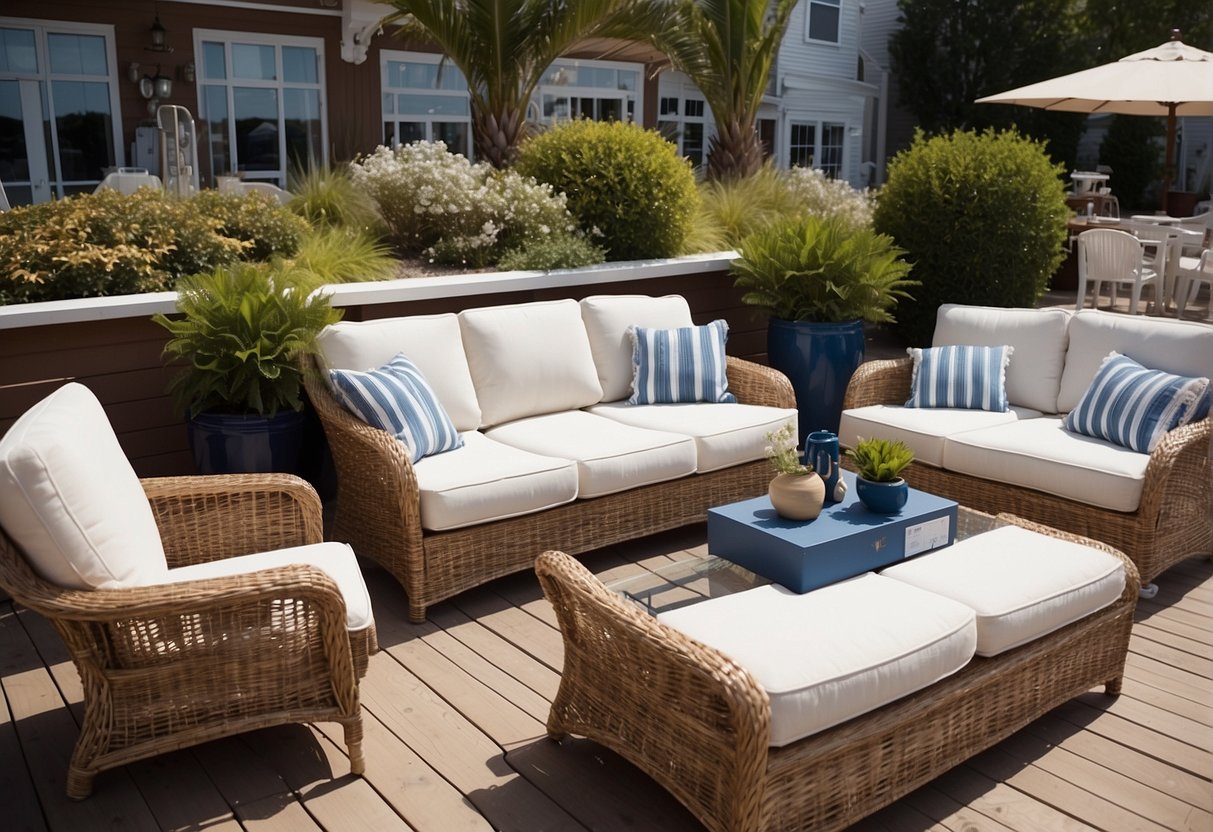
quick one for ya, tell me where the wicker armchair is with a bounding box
[0,384,375,798]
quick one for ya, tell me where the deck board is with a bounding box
[2,539,1210,832]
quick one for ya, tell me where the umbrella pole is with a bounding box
[1162,103,1177,214]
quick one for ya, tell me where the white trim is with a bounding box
[379,49,473,157]
[804,0,843,45]
[0,254,737,329]
[161,0,342,17]
[534,56,644,127]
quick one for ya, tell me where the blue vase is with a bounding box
[806,430,845,503]
[855,477,909,514]
[187,410,306,475]
[767,318,865,440]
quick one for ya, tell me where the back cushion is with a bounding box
[1058,310,1213,413]
[317,314,482,431]
[933,304,1071,413]
[459,299,604,427]
[0,383,168,589]
[580,295,695,401]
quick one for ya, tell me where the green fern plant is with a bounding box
[846,438,914,483]
[152,262,342,417]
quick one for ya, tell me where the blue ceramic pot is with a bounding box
[767,318,865,439]
[855,477,909,514]
[187,410,306,475]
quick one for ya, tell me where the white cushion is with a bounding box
[579,295,695,401]
[840,404,1042,467]
[163,541,375,632]
[317,314,482,431]
[1058,310,1213,412]
[933,304,1071,413]
[881,526,1125,656]
[658,574,976,746]
[942,417,1149,512]
[413,431,579,530]
[0,383,167,590]
[486,411,696,498]
[459,300,604,426]
[586,401,798,472]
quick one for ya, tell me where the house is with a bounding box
[0,0,899,207]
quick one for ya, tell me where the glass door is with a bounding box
[0,78,51,204]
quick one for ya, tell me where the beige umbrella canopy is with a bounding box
[976,31,1213,211]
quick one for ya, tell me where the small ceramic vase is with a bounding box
[769,472,826,521]
[855,477,909,514]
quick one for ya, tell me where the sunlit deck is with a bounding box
[2,524,1210,832]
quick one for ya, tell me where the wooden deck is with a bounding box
[2,526,1210,832]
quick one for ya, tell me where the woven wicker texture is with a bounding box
[536,514,1138,832]
[0,473,375,799]
[306,354,796,622]
[842,357,1213,584]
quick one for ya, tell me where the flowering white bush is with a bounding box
[783,167,875,232]
[349,142,577,265]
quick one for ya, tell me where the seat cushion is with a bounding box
[486,411,696,498]
[412,431,579,531]
[587,401,798,472]
[658,574,976,746]
[163,541,375,632]
[839,404,1042,467]
[1058,310,1213,412]
[580,295,695,402]
[942,417,1150,512]
[459,299,604,427]
[317,314,482,431]
[0,383,168,590]
[933,304,1071,413]
[628,319,736,404]
[881,525,1125,656]
[905,344,1013,412]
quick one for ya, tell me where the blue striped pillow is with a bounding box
[329,353,463,463]
[1063,352,1209,453]
[905,345,1013,412]
[628,319,737,405]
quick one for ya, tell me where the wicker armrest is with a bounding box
[728,356,796,408]
[842,357,914,409]
[142,474,324,568]
[536,551,771,832]
[1137,416,1213,525]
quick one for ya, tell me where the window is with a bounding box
[658,94,708,168]
[533,58,642,128]
[819,122,845,178]
[195,30,326,188]
[787,119,846,178]
[806,0,841,44]
[789,122,815,168]
[758,118,777,161]
[0,18,122,204]
[381,52,471,157]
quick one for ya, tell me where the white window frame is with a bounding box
[379,49,472,157]
[785,118,847,178]
[658,94,709,168]
[531,57,644,128]
[0,17,124,202]
[805,0,842,45]
[193,29,328,187]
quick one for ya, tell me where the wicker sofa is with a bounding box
[840,304,1213,588]
[305,294,797,622]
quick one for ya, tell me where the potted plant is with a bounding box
[765,422,825,521]
[732,214,916,437]
[153,260,342,474]
[846,437,914,514]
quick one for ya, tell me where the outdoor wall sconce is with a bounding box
[137,65,173,115]
[180,62,195,83]
[146,15,173,53]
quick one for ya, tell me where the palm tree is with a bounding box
[380,0,653,168]
[649,0,798,180]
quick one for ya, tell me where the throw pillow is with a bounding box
[330,353,463,463]
[628,319,737,405]
[905,345,1014,412]
[1063,352,1210,453]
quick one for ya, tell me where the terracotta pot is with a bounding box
[768,472,826,521]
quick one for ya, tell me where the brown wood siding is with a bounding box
[0,269,760,478]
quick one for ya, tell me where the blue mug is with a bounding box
[807,430,847,503]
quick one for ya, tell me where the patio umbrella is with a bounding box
[975,30,1213,212]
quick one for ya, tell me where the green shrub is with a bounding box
[0,189,243,304]
[192,190,309,261]
[497,232,605,271]
[515,120,699,261]
[288,163,385,234]
[688,165,800,252]
[874,129,1069,345]
[282,227,398,292]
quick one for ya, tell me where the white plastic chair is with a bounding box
[94,167,163,195]
[1077,229,1158,315]
[1175,250,1213,320]
[240,181,292,205]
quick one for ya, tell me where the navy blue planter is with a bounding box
[855,477,910,514]
[767,317,865,439]
[187,410,306,475]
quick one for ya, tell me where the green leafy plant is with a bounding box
[846,437,914,482]
[288,163,385,234]
[497,232,605,271]
[686,165,801,252]
[874,128,1069,344]
[282,226,398,292]
[765,421,813,475]
[732,214,917,323]
[152,262,342,417]
[515,120,699,261]
[192,190,310,261]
